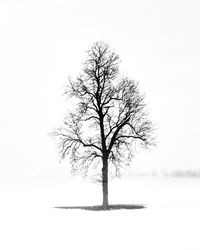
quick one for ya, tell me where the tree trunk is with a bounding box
[102,157,109,209]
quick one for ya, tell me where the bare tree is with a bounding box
[53,41,155,209]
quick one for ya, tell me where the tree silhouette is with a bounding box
[53,41,155,209]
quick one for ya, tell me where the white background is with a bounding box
[0,0,200,177]
[0,1,200,249]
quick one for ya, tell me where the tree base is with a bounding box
[102,204,109,210]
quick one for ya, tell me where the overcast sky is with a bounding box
[0,0,200,177]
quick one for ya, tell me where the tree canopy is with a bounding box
[53,41,155,181]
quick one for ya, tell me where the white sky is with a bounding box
[0,0,200,177]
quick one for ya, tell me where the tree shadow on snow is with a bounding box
[54,204,146,211]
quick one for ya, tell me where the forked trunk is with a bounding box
[102,158,109,209]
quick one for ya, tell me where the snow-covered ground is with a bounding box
[0,176,200,250]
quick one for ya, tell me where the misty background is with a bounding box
[0,0,200,178]
[1,1,200,250]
